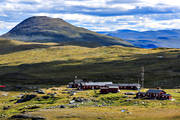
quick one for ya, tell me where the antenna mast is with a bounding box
[141,66,144,88]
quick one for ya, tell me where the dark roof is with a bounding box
[107,83,141,87]
[147,89,165,93]
[162,94,172,96]
[81,82,113,86]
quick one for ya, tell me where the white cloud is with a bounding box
[0,0,180,34]
[0,21,17,35]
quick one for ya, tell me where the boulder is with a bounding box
[9,114,45,120]
[16,94,37,103]
[34,90,45,94]
[3,106,10,110]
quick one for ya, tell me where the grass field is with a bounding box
[0,86,180,120]
[0,38,180,88]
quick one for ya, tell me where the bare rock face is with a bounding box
[1,16,132,47]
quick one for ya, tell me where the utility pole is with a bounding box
[141,66,144,88]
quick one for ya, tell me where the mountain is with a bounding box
[1,16,132,47]
[98,29,180,48]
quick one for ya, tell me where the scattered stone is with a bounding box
[27,105,40,110]
[72,97,88,102]
[9,114,45,120]
[16,94,37,103]
[42,96,50,99]
[59,105,66,108]
[141,102,145,104]
[121,109,126,112]
[124,92,136,95]
[69,105,78,108]
[47,93,56,97]
[125,99,133,102]
[69,100,75,104]
[122,95,128,98]
[97,117,103,119]
[34,89,45,94]
[3,106,10,110]
[2,93,8,96]
[17,94,24,98]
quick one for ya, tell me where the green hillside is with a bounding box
[0,39,180,88]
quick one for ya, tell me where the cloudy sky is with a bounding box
[0,0,180,35]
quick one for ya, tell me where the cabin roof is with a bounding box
[80,82,113,86]
[146,89,165,93]
[107,83,141,87]
[108,86,119,88]
[162,94,171,96]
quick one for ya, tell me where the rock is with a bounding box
[121,109,126,112]
[3,106,10,110]
[59,105,66,108]
[72,97,88,102]
[127,112,132,114]
[2,93,8,96]
[47,93,56,97]
[124,92,136,95]
[16,94,37,103]
[17,94,24,98]
[9,114,45,120]
[42,96,50,99]
[69,100,75,104]
[125,99,133,102]
[97,117,103,119]
[122,95,128,98]
[34,89,45,94]
[69,105,78,108]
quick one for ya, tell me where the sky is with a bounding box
[0,0,180,35]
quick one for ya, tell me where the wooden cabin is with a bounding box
[100,86,119,94]
[79,82,113,90]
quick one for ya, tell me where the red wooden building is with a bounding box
[0,85,6,88]
[79,82,113,90]
[136,89,172,100]
[100,86,119,94]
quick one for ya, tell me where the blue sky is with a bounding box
[1,0,180,35]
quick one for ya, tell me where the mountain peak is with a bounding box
[1,16,132,47]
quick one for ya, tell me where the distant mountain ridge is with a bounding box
[98,29,180,48]
[1,16,132,47]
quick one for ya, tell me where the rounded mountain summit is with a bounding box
[1,16,133,47]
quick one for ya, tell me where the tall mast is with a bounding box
[141,66,144,88]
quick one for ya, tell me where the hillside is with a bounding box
[1,16,132,47]
[98,29,180,48]
[0,38,58,55]
[0,40,180,88]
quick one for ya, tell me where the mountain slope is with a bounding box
[1,16,132,47]
[0,43,180,88]
[98,29,180,48]
[0,38,58,55]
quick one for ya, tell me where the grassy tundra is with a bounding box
[0,87,180,120]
